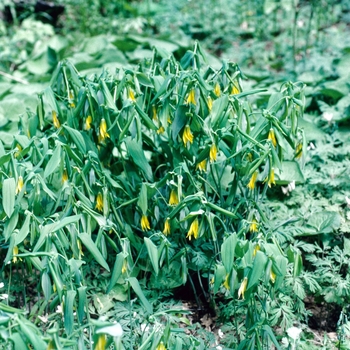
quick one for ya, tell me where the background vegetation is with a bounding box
[1,0,350,349]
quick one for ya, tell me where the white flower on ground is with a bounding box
[323,112,333,122]
[96,323,123,337]
[218,329,224,338]
[287,326,302,340]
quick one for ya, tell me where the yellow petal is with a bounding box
[186,89,196,105]
[94,334,107,350]
[223,274,230,290]
[268,129,277,147]
[214,83,221,97]
[95,192,103,212]
[16,176,24,195]
[186,218,199,240]
[52,110,60,129]
[238,277,248,299]
[231,85,240,95]
[196,159,207,172]
[209,144,217,163]
[141,215,151,231]
[85,115,92,130]
[62,169,68,183]
[182,125,194,146]
[247,171,258,190]
[99,118,110,143]
[169,190,179,206]
[163,218,171,235]
[249,218,258,233]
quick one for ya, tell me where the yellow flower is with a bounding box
[98,118,110,143]
[182,125,193,146]
[14,144,22,158]
[231,85,240,95]
[295,143,302,159]
[12,245,19,263]
[246,152,253,162]
[214,83,221,97]
[247,171,258,190]
[52,110,60,129]
[268,128,277,147]
[128,88,136,102]
[207,96,213,111]
[62,169,68,183]
[196,159,207,172]
[270,270,276,283]
[253,244,260,257]
[169,189,179,206]
[156,342,166,350]
[122,260,127,274]
[265,168,275,188]
[238,277,248,299]
[186,218,199,241]
[141,215,151,231]
[16,176,24,194]
[163,218,171,235]
[85,115,92,130]
[186,89,196,105]
[157,126,165,134]
[47,341,55,350]
[152,105,158,121]
[95,192,103,212]
[77,239,84,257]
[249,218,258,233]
[94,334,106,350]
[223,274,230,290]
[209,144,217,163]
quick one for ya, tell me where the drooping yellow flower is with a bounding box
[98,118,110,143]
[52,111,60,129]
[266,168,275,188]
[85,115,92,130]
[270,270,276,283]
[268,128,277,147]
[12,245,19,264]
[14,144,22,158]
[169,190,179,206]
[141,215,151,231]
[77,239,84,258]
[186,218,199,241]
[47,340,55,350]
[94,334,106,350]
[231,85,240,95]
[156,342,166,350]
[196,159,207,172]
[207,96,213,111]
[16,176,24,195]
[238,277,248,299]
[253,244,260,257]
[250,218,258,233]
[128,88,136,102]
[210,144,217,163]
[295,143,302,159]
[62,169,68,183]
[157,126,165,134]
[122,260,127,274]
[186,89,196,105]
[182,125,193,146]
[247,171,258,190]
[223,274,230,290]
[152,105,158,121]
[163,218,171,235]
[214,83,221,97]
[95,192,103,212]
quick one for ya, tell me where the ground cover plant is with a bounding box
[1,0,350,349]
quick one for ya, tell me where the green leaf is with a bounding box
[106,252,125,294]
[144,237,159,275]
[125,138,153,181]
[210,95,229,128]
[15,213,31,245]
[137,183,148,214]
[2,178,15,218]
[63,125,86,154]
[77,286,87,324]
[247,250,268,290]
[44,144,61,178]
[100,79,118,112]
[275,161,305,184]
[78,232,110,272]
[64,290,77,336]
[221,234,237,273]
[307,211,341,234]
[128,277,153,314]
[16,317,47,350]
[41,271,52,301]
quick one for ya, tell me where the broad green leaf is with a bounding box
[137,183,148,214]
[100,79,118,112]
[77,286,87,324]
[64,290,77,336]
[41,271,52,301]
[125,138,153,181]
[128,277,153,314]
[307,211,341,234]
[78,232,110,272]
[247,250,268,290]
[214,264,226,294]
[16,317,47,350]
[144,237,159,275]
[63,125,86,154]
[15,213,31,245]
[107,252,125,294]
[2,178,15,218]
[210,95,228,128]
[275,161,305,184]
[221,234,237,273]
[44,144,61,178]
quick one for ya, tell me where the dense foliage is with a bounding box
[1,0,350,349]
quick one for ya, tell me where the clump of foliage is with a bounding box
[0,42,306,348]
